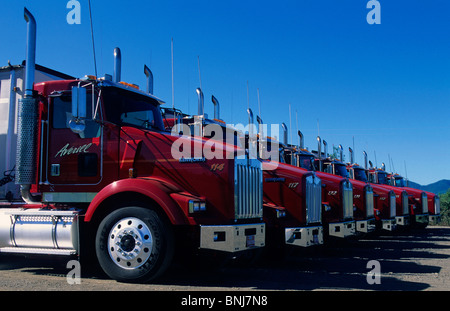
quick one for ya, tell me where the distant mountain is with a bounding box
[408,179,450,195]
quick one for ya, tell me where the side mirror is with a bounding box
[70,86,86,133]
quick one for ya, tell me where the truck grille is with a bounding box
[421,193,428,214]
[365,186,374,218]
[435,196,440,215]
[342,180,353,219]
[389,191,396,218]
[305,174,322,224]
[234,158,263,220]
[402,191,409,215]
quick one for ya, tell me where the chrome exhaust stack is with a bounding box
[144,65,153,94]
[317,136,322,171]
[113,47,121,83]
[363,151,368,169]
[16,8,40,203]
[298,130,304,149]
[323,140,328,158]
[281,123,288,146]
[349,147,354,164]
[23,8,36,98]
[211,95,220,120]
[339,144,343,162]
[196,88,204,116]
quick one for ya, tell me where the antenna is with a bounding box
[257,88,261,118]
[404,160,408,183]
[197,55,202,89]
[296,110,299,146]
[171,37,174,109]
[246,81,250,111]
[88,0,98,77]
[289,103,292,145]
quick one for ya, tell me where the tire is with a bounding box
[95,205,174,283]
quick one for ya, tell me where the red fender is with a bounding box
[84,178,189,225]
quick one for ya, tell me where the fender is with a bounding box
[84,178,189,225]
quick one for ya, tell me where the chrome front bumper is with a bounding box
[356,218,376,233]
[382,218,397,231]
[396,215,410,226]
[285,226,324,247]
[328,221,356,238]
[200,223,265,252]
[429,214,441,225]
[415,214,429,225]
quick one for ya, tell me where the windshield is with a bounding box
[377,172,388,185]
[102,86,164,131]
[353,168,368,182]
[334,163,349,177]
[298,155,315,171]
[394,177,406,187]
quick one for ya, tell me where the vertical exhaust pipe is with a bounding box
[317,136,322,171]
[144,64,153,94]
[363,151,368,169]
[339,144,343,161]
[211,95,220,120]
[16,8,40,203]
[196,88,204,116]
[281,123,288,145]
[323,140,328,158]
[298,130,304,149]
[349,147,354,164]
[24,7,36,98]
[256,115,263,159]
[113,47,121,83]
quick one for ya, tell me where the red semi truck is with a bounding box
[367,164,429,228]
[387,173,440,225]
[311,141,376,235]
[264,129,356,240]
[163,93,324,249]
[347,152,411,229]
[0,8,266,283]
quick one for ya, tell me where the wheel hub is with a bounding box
[107,217,153,269]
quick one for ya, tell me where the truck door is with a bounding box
[45,88,102,186]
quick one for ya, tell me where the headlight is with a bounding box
[189,200,206,213]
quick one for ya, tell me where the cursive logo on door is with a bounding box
[55,143,93,157]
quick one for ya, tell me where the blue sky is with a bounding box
[2,0,450,185]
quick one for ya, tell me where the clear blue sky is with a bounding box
[2,0,450,185]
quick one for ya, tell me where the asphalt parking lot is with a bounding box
[0,226,449,292]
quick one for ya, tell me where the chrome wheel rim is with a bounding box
[107,217,153,270]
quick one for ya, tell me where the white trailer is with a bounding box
[0,61,73,200]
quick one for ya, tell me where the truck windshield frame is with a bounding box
[101,86,165,131]
[298,155,315,171]
[394,177,406,187]
[334,163,349,178]
[377,172,388,185]
[353,168,368,182]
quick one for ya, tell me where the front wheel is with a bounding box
[95,206,174,283]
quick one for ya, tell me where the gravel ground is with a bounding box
[0,226,449,292]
